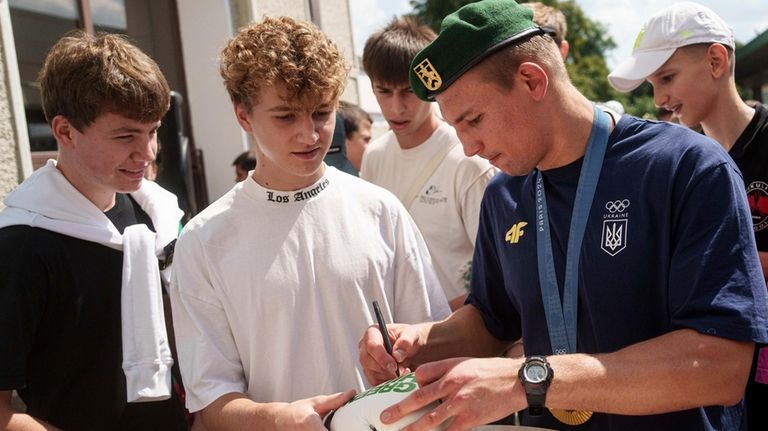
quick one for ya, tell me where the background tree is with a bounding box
[409,0,657,117]
[410,0,469,26]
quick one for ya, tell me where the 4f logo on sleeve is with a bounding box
[601,199,630,256]
[505,221,528,244]
[413,59,442,91]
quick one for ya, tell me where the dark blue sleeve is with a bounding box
[669,162,768,343]
[466,190,522,342]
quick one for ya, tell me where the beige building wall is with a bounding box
[251,0,308,21]
[316,0,359,103]
[0,1,31,205]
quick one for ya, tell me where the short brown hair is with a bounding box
[523,2,567,47]
[39,31,170,131]
[219,16,348,111]
[363,16,436,86]
[478,34,569,91]
[678,42,735,75]
[338,101,372,137]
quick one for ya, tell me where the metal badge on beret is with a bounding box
[413,58,442,92]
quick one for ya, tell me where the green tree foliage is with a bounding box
[409,0,657,117]
[410,0,471,28]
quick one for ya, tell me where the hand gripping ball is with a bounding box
[326,372,446,430]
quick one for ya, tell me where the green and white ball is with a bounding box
[327,372,446,431]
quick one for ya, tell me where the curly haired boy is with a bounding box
[168,16,449,430]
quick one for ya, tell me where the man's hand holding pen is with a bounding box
[372,300,399,379]
[359,313,429,386]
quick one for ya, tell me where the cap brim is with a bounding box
[608,48,676,92]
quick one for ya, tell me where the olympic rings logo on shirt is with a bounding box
[605,199,630,213]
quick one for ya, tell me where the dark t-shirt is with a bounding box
[106,193,155,234]
[730,103,768,252]
[468,117,768,430]
[0,194,187,430]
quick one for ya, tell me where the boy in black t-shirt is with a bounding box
[0,32,188,430]
[609,3,768,429]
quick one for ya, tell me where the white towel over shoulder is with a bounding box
[0,159,184,402]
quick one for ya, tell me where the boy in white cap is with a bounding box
[609,3,768,428]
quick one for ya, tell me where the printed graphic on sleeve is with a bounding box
[747,181,768,232]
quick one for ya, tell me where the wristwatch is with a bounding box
[518,356,554,416]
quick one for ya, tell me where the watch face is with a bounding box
[525,363,548,384]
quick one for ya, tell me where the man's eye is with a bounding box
[468,115,483,126]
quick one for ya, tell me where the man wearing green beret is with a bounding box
[357,0,768,430]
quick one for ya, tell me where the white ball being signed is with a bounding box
[327,372,446,431]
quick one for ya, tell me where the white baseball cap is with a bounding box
[608,1,734,92]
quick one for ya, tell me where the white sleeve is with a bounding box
[391,207,451,322]
[169,230,247,412]
[459,164,498,247]
[359,134,387,182]
[359,146,373,182]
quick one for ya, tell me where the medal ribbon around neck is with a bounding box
[534,104,611,425]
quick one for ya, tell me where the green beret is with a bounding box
[409,0,544,101]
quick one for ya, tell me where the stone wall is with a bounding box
[0,3,27,206]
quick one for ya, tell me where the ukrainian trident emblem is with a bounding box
[601,219,627,256]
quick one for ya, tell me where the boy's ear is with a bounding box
[706,43,730,79]
[51,115,76,149]
[559,40,570,61]
[234,104,253,133]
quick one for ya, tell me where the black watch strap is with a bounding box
[528,398,546,416]
[519,356,553,417]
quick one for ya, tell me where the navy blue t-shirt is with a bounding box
[468,116,768,431]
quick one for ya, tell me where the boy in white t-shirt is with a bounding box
[168,16,450,431]
[360,17,498,310]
